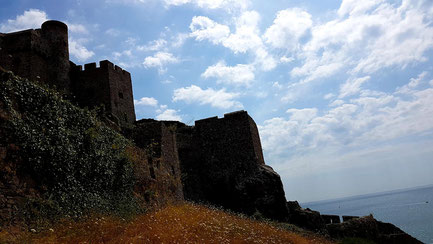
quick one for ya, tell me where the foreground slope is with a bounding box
[0,68,182,226]
[0,203,334,244]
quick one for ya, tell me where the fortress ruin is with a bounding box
[0,20,290,220]
[0,20,135,126]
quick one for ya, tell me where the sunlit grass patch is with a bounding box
[0,203,334,243]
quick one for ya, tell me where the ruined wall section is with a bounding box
[0,30,47,86]
[0,21,70,92]
[71,60,136,126]
[106,63,135,124]
[193,111,262,178]
[130,119,184,203]
[71,61,111,110]
[177,111,289,221]
[247,115,265,165]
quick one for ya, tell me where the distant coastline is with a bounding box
[301,183,433,205]
[303,184,433,243]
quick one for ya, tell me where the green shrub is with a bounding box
[0,72,139,219]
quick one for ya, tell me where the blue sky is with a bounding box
[1,0,433,202]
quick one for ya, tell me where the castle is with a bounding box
[0,20,288,220]
[0,21,421,243]
[0,20,135,126]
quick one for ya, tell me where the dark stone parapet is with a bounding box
[41,20,68,30]
[177,111,289,221]
[287,201,325,231]
[342,215,359,222]
[322,214,341,224]
[326,215,422,243]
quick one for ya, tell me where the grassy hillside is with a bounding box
[0,68,140,220]
[0,68,186,229]
[0,203,335,243]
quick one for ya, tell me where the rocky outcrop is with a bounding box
[326,215,422,243]
[286,201,325,231]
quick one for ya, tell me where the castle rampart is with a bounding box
[176,110,289,221]
[70,60,136,125]
[0,21,135,126]
[0,20,70,92]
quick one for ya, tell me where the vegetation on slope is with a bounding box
[0,203,335,244]
[0,69,139,221]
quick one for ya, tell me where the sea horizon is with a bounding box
[301,183,433,205]
[302,184,433,243]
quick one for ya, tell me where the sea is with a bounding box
[302,185,433,244]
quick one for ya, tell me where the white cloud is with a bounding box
[263,8,312,50]
[0,9,47,32]
[286,108,318,123]
[260,73,433,164]
[272,82,283,90]
[292,0,433,84]
[105,28,121,36]
[329,99,345,107]
[134,97,158,107]
[67,23,88,34]
[201,61,255,86]
[324,93,335,100]
[253,47,277,71]
[106,0,148,4]
[408,71,427,88]
[137,39,168,52]
[222,11,262,53]
[69,39,95,62]
[156,109,182,121]
[164,0,250,11]
[164,0,190,6]
[173,85,243,109]
[291,60,344,84]
[339,76,370,98]
[396,71,429,94]
[172,33,189,48]
[143,52,179,73]
[189,12,277,71]
[280,56,294,63]
[338,0,384,17]
[189,16,230,45]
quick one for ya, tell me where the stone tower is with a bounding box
[70,60,136,126]
[0,20,136,126]
[40,20,70,92]
[0,20,70,92]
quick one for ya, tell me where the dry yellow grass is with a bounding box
[0,203,334,244]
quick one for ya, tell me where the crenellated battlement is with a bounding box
[72,60,131,76]
[70,59,135,126]
[0,20,135,126]
[195,111,247,127]
[0,20,70,92]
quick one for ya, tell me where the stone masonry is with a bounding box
[174,111,289,221]
[0,20,135,127]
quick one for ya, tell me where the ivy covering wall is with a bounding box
[0,70,139,219]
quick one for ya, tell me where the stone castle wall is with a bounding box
[129,119,184,202]
[175,111,289,221]
[0,21,134,126]
[0,21,70,92]
[71,60,136,125]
